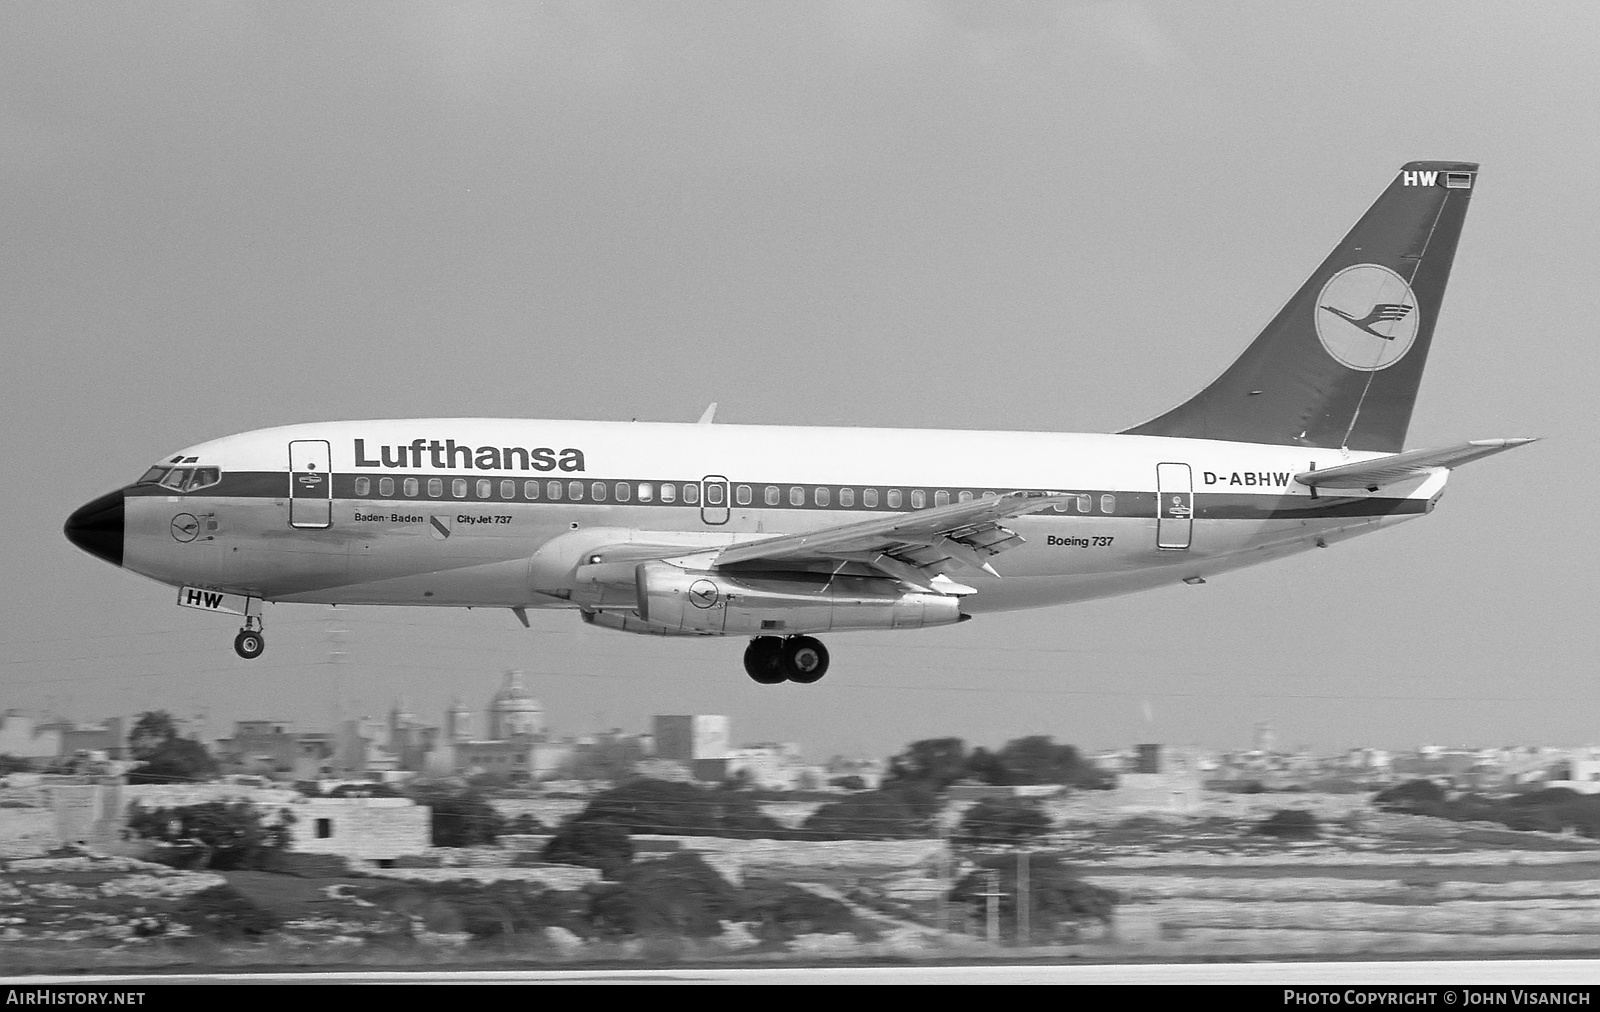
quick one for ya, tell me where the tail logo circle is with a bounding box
[1315,264,1420,371]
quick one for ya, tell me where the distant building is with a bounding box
[1114,743,1204,814]
[288,796,431,861]
[721,742,806,790]
[215,721,334,780]
[653,716,730,762]
[430,670,570,781]
[0,712,63,761]
[61,717,127,760]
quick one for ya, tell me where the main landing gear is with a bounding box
[233,616,265,660]
[743,635,830,685]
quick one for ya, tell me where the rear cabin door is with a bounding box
[1156,462,1193,550]
[289,440,333,529]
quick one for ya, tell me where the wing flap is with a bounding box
[714,490,1071,589]
[1296,438,1537,489]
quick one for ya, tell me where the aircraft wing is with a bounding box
[1295,438,1537,490]
[711,490,1074,592]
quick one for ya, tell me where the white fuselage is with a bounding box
[116,418,1443,621]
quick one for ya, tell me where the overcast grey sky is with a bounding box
[4,2,1593,759]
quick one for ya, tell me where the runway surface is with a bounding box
[11,960,1600,985]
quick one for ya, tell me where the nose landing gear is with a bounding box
[233,616,265,660]
[743,635,830,684]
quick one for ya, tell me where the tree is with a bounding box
[951,853,1117,942]
[955,797,1053,846]
[128,711,179,761]
[125,800,293,870]
[800,789,928,840]
[1373,778,1447,813]
[979,736,1112,789]
[541,821,633,877]
[1253,809,1320,839]
[126,709,218,784]
[127,739,218,785]
[408,782,505,847]
[568,778,787,839]
[886,738,971,791]
[587,852,743,938]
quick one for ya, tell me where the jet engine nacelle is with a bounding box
[634,562,964,635]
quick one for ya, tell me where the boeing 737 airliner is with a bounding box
[65,161,1532,684]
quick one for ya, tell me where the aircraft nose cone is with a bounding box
[65,489,125,567]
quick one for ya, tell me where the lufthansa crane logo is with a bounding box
[170,513,200,543]
[1314,264,1420,371]
[688,579,720,609]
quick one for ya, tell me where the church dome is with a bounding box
[490,670,541,713]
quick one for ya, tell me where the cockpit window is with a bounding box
[139,465,222,492]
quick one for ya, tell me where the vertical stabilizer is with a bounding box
[1123,161,1478,452]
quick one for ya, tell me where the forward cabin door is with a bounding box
[289,439,333,529]
[1156,462,1193,550]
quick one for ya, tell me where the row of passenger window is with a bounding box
[352,477,698,503]
[348,477,1117,514]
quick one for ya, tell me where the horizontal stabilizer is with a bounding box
[1296,438,1537,489]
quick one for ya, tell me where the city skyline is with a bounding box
[6,4,1591,758]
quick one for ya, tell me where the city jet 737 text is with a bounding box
[66,161,1533,684]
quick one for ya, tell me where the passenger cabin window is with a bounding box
[547,480,562,500]
[705,484,724,505]
[591,482,606,501]
[404,478,419,497]
[934,490,950,507]
[452,478,467,498]
[863,488,879,508]
[1100,494,1115,514]
[789,486,804,506]
[500,480,515,499]
[839,488,854,507]
[354,477,370,496]
[659,483,674,502]
[1077,494,1092,513]
[910,489,925,509]
[736,485,752,505]
[614,482,630,502]
[379,477,394,497]
[682,484,698,504]
[815,487,830,506]
[428,478,443,498]
[886,489,902,509]
[640,483,656,502]
[958,490,973,503]
[477,479,492,498]
[568,480,584,501]
[524,480,539,500]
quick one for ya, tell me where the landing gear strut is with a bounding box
[743,635,830,684]
[233,615,265,660]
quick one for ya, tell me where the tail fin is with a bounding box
[1123,161,1479,452]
